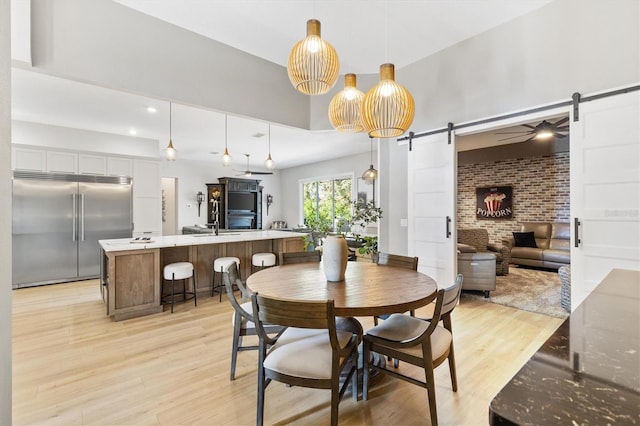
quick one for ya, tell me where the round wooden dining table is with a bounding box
[246,261,438,317]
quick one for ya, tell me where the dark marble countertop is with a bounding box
[489,269,640,425]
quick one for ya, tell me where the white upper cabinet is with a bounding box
[78,154,108,175]
[12,147,46,171]
[46,151,78,174]
[107,157,132,177]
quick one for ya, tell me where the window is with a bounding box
[303,177,352,232]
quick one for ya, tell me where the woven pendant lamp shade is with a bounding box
[328,73,365,133]
[362,63,415,138]
[287,19,340,95]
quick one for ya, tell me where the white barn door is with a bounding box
[407,131,456,286]
[570,89,640,309]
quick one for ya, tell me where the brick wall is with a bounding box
[457,152,570,243]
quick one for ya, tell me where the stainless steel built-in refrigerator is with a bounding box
[12,171,132,288]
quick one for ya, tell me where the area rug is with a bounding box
[461,266,569,319]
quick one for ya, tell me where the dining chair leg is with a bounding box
[256,340,266,426]
[423,353,439,426]
[230,313,241,381]
[330,380,339,426]
[362,341,370,400]
[351,344,359,401]
[443,314,457,392]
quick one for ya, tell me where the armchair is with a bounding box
[457,228,510,275]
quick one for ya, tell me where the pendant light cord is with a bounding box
[169,102,172,139]
[384,0,388,62]
[224,115,228,149]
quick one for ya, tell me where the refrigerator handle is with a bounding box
[72,194,77,242]
[80,193,86,241]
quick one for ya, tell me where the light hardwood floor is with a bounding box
[12,279,563,425]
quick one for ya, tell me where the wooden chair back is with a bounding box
[222,262,252,321]
[442,274,463,316]
[376,252,418,270]
[279,250,321,265]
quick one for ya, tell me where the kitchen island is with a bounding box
[99,230,307,321]
[489,269,640,425]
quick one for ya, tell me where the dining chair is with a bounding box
[251,292,360,426]
[373,252,419,325]
[278,250,321,265]
[223,262,283,381]
[362,289,456,426]
[416,273,463,381]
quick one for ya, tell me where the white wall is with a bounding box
[12,120,159,157]
[29,0,310,130]
[279,151,373,229]
[380,0,639,254]
[0,0,12,422]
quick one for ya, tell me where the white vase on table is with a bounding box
[323,235,348,282]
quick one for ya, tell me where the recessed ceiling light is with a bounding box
[146,106,157,113]
[129,129,137,135]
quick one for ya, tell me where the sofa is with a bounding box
[457,228,510,275]
[502,222,570,270]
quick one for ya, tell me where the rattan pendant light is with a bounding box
[221,115,232,167]
[164,102,177,161]
[362,137,378,184]
[328,73,365,133]
[362,63,415,138]
[264,124,275,170]
[287,19,340,95]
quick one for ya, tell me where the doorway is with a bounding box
[453,111,571,316]
[162,177,178,235]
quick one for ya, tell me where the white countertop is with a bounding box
[99,230,308,252]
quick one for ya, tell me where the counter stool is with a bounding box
[162,262,197,313]
[251,252,276,274]
[212,257,240,301]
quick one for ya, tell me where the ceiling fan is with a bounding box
[234,154,273,177]
[495,117,569,143]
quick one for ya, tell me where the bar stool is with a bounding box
[251,252,276,274]
[162,262,197,313]
[212,257,240,301]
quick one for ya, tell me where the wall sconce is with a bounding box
[266,193,273,216]
[196,191,205,217]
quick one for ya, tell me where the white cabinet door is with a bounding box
[12,147,45,171]
[133,197,162,236]
[133,160,161,197]
[46,151,78,174]
[132,159,162,235]
[407,132,456,286]
[570,90,640,309]
[78,154,107,175]
[107,157,132,177]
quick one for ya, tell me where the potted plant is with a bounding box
[301,215,332,251]
[350,200,383,261]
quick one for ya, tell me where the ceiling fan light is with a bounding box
[287,19,340,95]
[535,130,554,140]
[362,63,415,138]
[164,139,177,161]
[328,73,365,133]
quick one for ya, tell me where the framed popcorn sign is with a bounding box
[476,186,513,219]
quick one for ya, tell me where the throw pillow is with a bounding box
[513,231,537,248]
